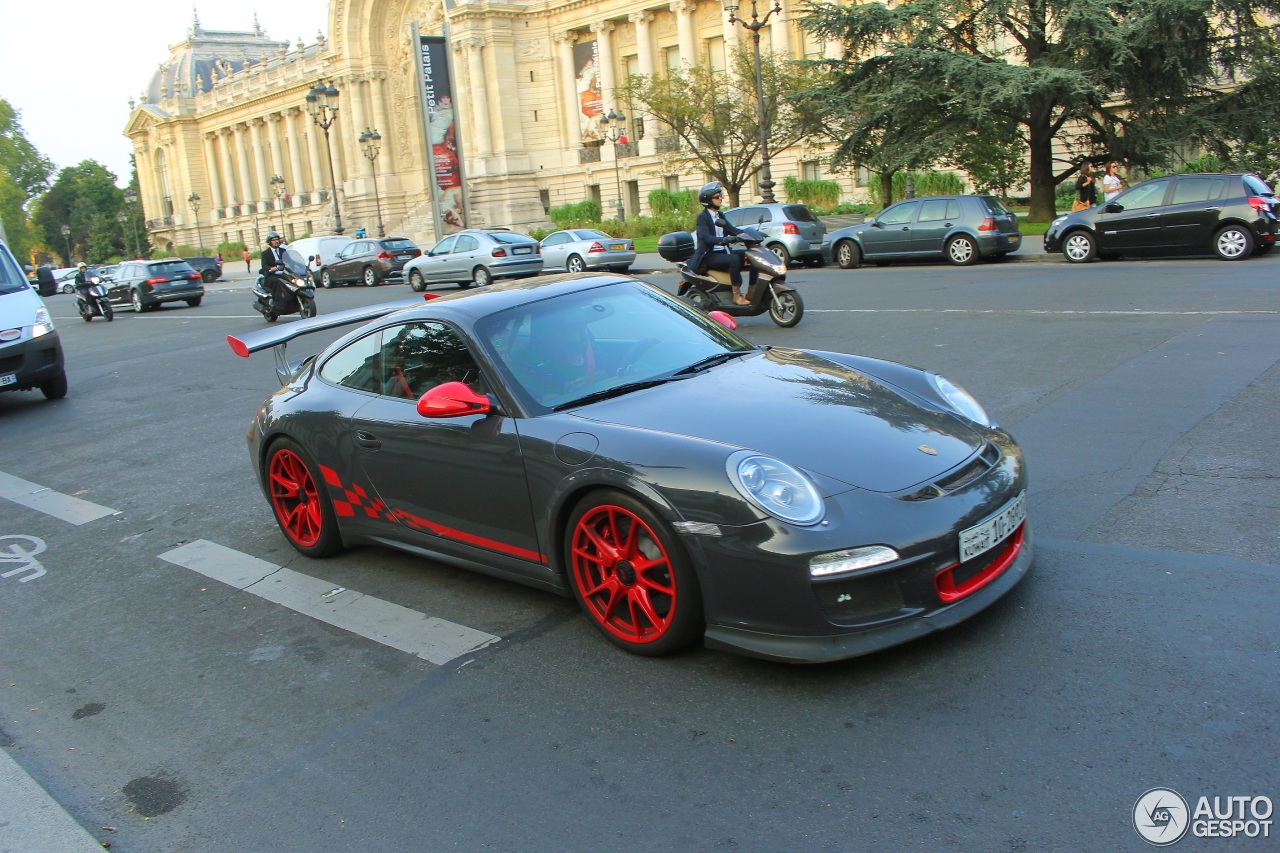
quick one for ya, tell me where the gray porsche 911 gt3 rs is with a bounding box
[228,273,1032,663]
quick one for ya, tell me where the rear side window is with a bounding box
[148,262,195,276]
[782,205,817,222]
[1171,177,1226,204]
[918,199,952,222]
[456,235,479,252]
[981,196,1013,215]
[321,331,382,393]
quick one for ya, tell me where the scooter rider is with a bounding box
[689,182,756,306]
[73,262,94,303]
[259,231,288,309]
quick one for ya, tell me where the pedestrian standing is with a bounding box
[1102,162,1126,202]
[242,247,251,272]
[1073,162,1098,211]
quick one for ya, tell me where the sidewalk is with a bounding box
[0,748,105,852]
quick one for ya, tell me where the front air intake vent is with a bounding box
[899,441,1001,502]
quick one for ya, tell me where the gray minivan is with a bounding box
[0,240,67,400]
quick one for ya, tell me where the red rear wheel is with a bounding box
[267,439,342,557]
[566,490,702,655]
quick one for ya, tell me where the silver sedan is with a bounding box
[539,229,636,273]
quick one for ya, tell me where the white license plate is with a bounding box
[959,491,1026,562]
[809,242,822,249]
[1009,234,1021,243]
[0,373,15,387]
[610,243,626,251]
[513,247,532,255]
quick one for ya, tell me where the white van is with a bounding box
[0,240,66,399]
[288,236,354,284]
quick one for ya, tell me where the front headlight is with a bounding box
[726,451,824,526]
[32,307,54,338]
[929,373,993,427]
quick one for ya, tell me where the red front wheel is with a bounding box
[566,490,703,655]
[267,438,343,557]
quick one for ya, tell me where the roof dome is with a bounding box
[145,11,289,102]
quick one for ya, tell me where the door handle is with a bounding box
[355,430,382,450]
[1204,207,1220,212]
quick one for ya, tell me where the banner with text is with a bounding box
[573,40,603,146]
[417,33,467,233]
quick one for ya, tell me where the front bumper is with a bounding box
[0,331,65,393]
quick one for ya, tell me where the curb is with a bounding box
[0,748,105,852]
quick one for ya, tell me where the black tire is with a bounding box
[834,239,861,269]
[263,310,278,323]
[265,438,344,558]
[60,283,74,294]
[362,266,378,286]
[186,296,202,307]
[80,303,93,322]
[681,288,714,312]
[40,370,68,400]
[409,269,426,292]
[567,254,587,273]
[201,269,216,283]
[131,289,148,312]
[321,269,334,288]
[1062,230,1097,263]
[767,243,792,268]
[103,303,114,321]
[946,235,980,265]
[768,290,804,327]
[564,489,703,656]
[472,266,493,287]
[299,298,317,319]
[1214,225,1253,261]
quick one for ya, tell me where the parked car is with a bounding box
[1044,173,1279,262]
[183,256,224,283]
[89,264,120,283]
[0,239,66,400]
[404,228,543,290]
[539,229,635,272]
[319,237,421,287]
[289,235,354,284]
[721,203,826,267]
[824,195,1023,268]
[53,267,79,294]
[106,258,205,312]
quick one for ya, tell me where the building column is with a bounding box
[203,134,223,211]
[555,32,579,147]
[672,1,697,66]
[771,0,792,55]
[305,114,325,195]
[235,124,254,210]
[267,114,286,189]
[285,109,306,195]
[465,37,493,156]
[629,12,655,139]
[218,129,238,207]
[369,73,393,173]
[249,119,270,207]
[590,21,617,115]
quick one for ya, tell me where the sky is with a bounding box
[0,2,331,188]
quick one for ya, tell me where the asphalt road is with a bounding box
[2,252,1278,852]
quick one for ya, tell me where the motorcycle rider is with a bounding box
[688,182,756,306]
[259,231,288,310]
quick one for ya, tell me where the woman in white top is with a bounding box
[1102,161,1125,202]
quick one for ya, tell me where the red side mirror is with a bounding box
[417,381,491,418]
[708,310,737,331]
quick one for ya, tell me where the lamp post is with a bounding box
[59,225,71,266]
[723,0,782,203]
[116,211,128,257]
[599,110,627,222]
[187,193,205,256]
[305,80,344,235]
[270,174,287,235]
[358,129,386,238]
[123,188,140,257]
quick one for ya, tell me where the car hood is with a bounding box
[573,349,985,493]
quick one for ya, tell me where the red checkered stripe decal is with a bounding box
[319,464,545,563]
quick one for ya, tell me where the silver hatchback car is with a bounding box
[721,203,826,267]
[539,229,636,273]
[404,228,544,290]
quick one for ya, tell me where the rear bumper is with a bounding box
[493,259,545,278]
[143,282,205,304]
[583,251,637,269]
[0,332,65,392]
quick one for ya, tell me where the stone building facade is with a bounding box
[124,1,865,254]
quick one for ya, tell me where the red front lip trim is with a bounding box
[934,522,1026,603]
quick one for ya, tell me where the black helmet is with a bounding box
[698,182,724,207]
[266,231,282,243]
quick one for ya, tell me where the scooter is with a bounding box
[252,248,318,323]
[75,277,114,322]
[658,227,804,327]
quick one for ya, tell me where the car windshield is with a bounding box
[0,245,29,295]
[148,261,196,276]
[982,196,1014,215]
[573,230,610,240]
[782,205,817,222]
[1243,174,1274,196]
[382,239,416,251]
[474,280,755,412]
[490,232,534,245]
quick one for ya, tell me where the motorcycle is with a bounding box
[75,276,114,322]
[252,247,318,323]
[658,227,804,327]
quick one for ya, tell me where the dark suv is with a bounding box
[1044,172,1278,262]
[183,256,224,282]
[319,237,422,287]
[823,195,1022,267]
[107,258,205,312]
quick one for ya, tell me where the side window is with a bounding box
[543,233,569,246]
[723,209,745,227]
[946,200,962,220]
[748,207,770,225]
[379,322,487,400]
[1116,179,1170,211]
[429,236,457,255]
[455,235,479,252]
[1171,177,1226,204]
[320,331,383,394]
[918,199,949,222]
[878,202,918,226]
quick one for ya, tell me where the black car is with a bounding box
[182,256,224,283]
[823,195,1023,268]
[107,258,205,312]
[228,274,1031,663]
[1044,172,1279,262]
[319,237,422,287]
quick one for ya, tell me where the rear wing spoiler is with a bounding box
[227,297,426,384]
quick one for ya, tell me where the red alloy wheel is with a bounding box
[570,504,679,645]
[269,448,324,548]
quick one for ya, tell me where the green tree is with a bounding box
[34,161,125,264]
[800,0,1280,220]
[624,47,829,207]
[0,98,55,262]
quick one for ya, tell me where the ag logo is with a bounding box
[1134,788,1190,845]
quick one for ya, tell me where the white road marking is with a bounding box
[159,539,500,665]
[0,471,117,525]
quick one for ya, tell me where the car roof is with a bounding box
[390,272,633,323]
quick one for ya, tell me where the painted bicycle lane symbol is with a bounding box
[0,535,48,583]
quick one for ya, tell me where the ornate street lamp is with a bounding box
[358,128,386,238]
[123,188,141,257]
[599,110,627,222]
[187,193,205,256]
[305,80,344,235]
[59,224,71,266]
[724,0,783,203]
[270,174,288,235]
